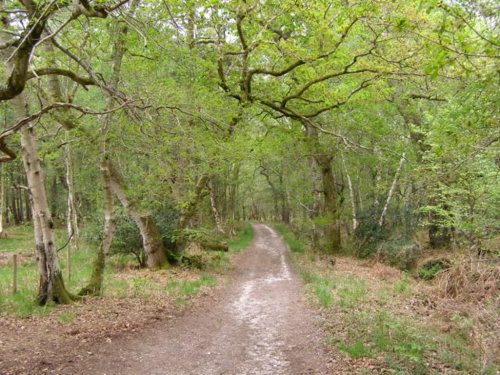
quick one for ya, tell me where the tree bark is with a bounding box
[342,154,358,231]
[379,152,406,227]
[209,179,225,234]
[14,93,74,305]
[0,164,6,237]
[178,173,210,230]
[227,164,239,222]
[79,158,116,295]
[107,160,168,269]
[305,123,341,253]
[64,139,79,251]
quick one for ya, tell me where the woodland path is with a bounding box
[62,224,329,375]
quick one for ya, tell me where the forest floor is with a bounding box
[1,224,497,375]
[1,224,330,375]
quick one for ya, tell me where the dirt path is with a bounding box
[60,224,329,375]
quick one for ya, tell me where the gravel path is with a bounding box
[62,223,329,375]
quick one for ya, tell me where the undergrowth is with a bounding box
[0,221,254,317]
[292,253,497,374]
[228,222,254,253]
[272,223,305,253]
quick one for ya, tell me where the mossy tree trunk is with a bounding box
[305,123,342,253]
[79,159,116,295]
[174,173,210,254]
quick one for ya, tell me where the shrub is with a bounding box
[82,205,178,267]
[417,257,451,280]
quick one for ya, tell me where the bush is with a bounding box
[110,213,145,266]
[377,240,421,271]
[418,258,451,280]
[82,205,179,267]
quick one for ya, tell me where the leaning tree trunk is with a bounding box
[14,94,74,305]
[379,152,406,228]
[174,173,210,253]
[107,160,168,269]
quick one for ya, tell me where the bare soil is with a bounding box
[1,224,330,375]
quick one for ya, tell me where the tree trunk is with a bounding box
[379,152,406,227]
[64,139,79,251]
[428,196,452,248]
[227,164,239,222]
[397,102,451,248]
[342,154,358,232]
[305,123,341,253]
[107,160,168,268]
[178,173,210,230]
[174,173,210,253]
[318,154,342,253]
[14,94,74,305]
[209,179,225,233]
[0,164,6,237]
[80,159,116,295]
[374,147,382,207]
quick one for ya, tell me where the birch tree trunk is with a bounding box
[1,16,73,304]
[0,164,5,237]
[64,140,79,251]
[342,154,358,231]
[14,94,74,305]
[209,179,225,234]
[379,152,406,227]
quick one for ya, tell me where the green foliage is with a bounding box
[418,264,441,280]
[338,340,372,358]
[272,223,305,253]
[394,274,412,295]
[82,205,178,267]
[228,222,254,253]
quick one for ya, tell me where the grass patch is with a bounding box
[1,225,225,317]
[166,274,217,299]
[58,311,77,323]
[272,223,305,253]
[338,340,372,358]
[0,225,34,253]
[228,222,254,253]
[315,284,332,307]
